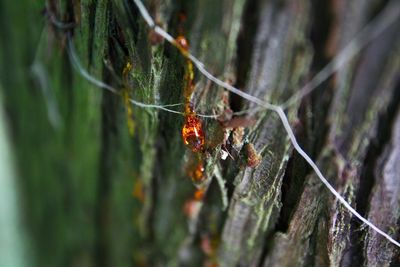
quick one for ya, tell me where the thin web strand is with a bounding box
[274,107,400,247]
[131,0,400,248]
[67,36,183,114]
[67,36,249,119]
[45,4,76,30]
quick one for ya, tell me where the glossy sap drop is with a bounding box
[175,35,190,52]
[182,113,205,152]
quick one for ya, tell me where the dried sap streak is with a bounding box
[122,61,135,136]
[182,110,205,152]
[177,35,205,154]
[176,35,206,184]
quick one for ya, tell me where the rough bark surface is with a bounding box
[0,0,399,266]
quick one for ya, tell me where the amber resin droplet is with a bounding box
[191,161,205,182]
[186,152,206,182]
[121,61,135,136]
[182,114,205,152]
[194,188,205,200]
[122,61,133,76]
[132,179,145,203]
[175,35,189,52]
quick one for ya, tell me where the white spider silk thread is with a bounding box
[66,35,250,119]
[66,36,184,115]
[132,0,400,247]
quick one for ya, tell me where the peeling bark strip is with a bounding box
[2,0,400,266]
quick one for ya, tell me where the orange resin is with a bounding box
[192,162,205,182]
[188,160,205,183]
[194,188,205,200]
[176,33,207,183]
[186,153,206,183]
[182,114,205,152]
[175,35,189,52]
[122,61,135,136]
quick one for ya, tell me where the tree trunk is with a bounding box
[1,0,399,266]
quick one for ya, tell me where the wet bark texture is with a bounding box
[1,0,400,266]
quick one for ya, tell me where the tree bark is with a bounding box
[1,0,399,266]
